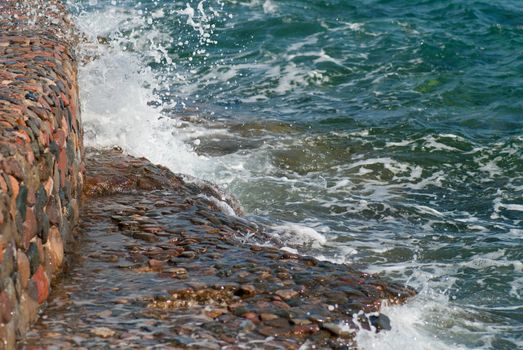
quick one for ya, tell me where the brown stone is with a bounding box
[1,244,14,280]
[142,225,164,234]
[148,259,165,270]
[292,323,320,335]
[26,188,36,206]
[17,250,31,289]
[275,289,299,300]
[46,226,63,270]
[0,176,7,193]
[0,291,13,324]
[273,300,291,310]
[239,284,256,296]
[44,177,54,196]
[2,159,23,178]
[263,317,289,328]
[260,313,279,321]
[46,195,61,225]
[23,206,38,247]
[90,327,115,338]
[132,232,159,243]
[35,238,45,267]
[206,308,228,319]
[257,326,278,337]
[242,312,259,322]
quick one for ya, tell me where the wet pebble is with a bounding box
[90,327,116,338]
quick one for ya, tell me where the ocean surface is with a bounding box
[69,0,522,348]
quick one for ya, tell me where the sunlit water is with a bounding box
[68,0,522,348]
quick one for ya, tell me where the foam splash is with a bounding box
[356,297,468,350]
[358,293,523,350]
[271,223,327,248]
[74,4,211,176]
[79,49,206,176]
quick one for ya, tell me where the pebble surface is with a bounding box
[20,149,415,349]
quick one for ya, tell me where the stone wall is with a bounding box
[0,0,83,347]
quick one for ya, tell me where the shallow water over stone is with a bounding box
[20,149,413,349]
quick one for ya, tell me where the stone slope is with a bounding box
[21,149,415,349]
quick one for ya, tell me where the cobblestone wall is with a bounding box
[0,0,83,347]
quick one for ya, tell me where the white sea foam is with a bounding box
[197,194,237,216]
[73,4,225,177]
[357,297,469,350]
[422,135,460,152]
[78,36,206,176]
[262,0,277,14]
[272,223,327,247]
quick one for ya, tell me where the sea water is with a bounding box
[68,0,522,348]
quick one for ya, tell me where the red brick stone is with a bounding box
[8,175,19,198]
[14,130,31,143]
[52,128,66,148]
[30,266,49,304]
[60,93,69,106]
[58,148,67,185]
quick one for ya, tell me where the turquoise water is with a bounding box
[71,0,522,348]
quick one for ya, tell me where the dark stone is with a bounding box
[49,140,59,158]
[357,314,371,331]
[38,214,50,243]
[35,185,48,212]
[16,185,28,221]
[25,91,39,101]
[369,314,391,332]
[27,242,40,275]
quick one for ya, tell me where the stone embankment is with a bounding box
[1,1,416,349]
[0,0,83,348]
